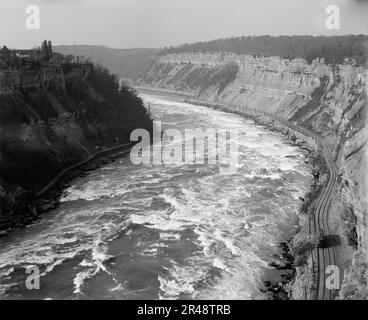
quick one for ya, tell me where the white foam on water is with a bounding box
[158,259,208,300]
[0,267,14,279]
[0,201,129,298]
[0,93,312,300]
[141,248,158,256]
[110,283,126,292]
[73,234,116,294]
[73,270,93,294]
[212,258,230,273]
[159,232,181,241]
[141,95,311,299]
[60,179,131,202]
[71,219,129,295]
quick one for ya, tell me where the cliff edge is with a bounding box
[136,51,368,299]
[0,61,152,233]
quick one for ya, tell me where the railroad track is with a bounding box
[312,140,338,299]
[282,123,338,299]
[183,99,340,299]
[232,108,340,300]
[275,123,339,299]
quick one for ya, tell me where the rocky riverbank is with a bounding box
[137,87,326,299]
[135,50,367,298]
[189,98,327,300]
[0,62,152,237]
[0,143,134,238]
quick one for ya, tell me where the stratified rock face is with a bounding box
[137,52,368,298]
[0,66,64,93]
[138,53,366,139]
[0,63,93,94]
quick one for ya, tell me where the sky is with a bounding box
[1,0,368,49]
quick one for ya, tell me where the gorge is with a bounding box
[135,50,368,299]
[0,52,152,235]
[0,37,367,300]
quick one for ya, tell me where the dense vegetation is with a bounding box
[0,63,152,192]
[160,35,368,65]
[196,62,239,94]
[65,64,152,142]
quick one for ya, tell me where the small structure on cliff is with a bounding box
[0,40,93,93]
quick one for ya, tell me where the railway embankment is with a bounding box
[136,51,367,299]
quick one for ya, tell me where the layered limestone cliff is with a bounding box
[137,52,368,299]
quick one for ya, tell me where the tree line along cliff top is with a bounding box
[0,40,92,72]
[159,35,368,65]
[0,40,96,92]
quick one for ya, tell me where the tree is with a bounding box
[47,40,53,61]
[41,40,52,62]
[0,45,11,57]
[41,40,49,61]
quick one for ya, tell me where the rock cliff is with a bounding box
[0,63,152,233]
[137,52,368,299]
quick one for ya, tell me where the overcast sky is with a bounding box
[1,0,368,49]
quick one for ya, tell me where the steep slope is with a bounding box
[136,51,368,298]
[0,63,152,232]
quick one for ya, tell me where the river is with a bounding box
[0,93,312,299]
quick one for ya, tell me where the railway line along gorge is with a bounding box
[134,40,368,299]
[0,0,368,305]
